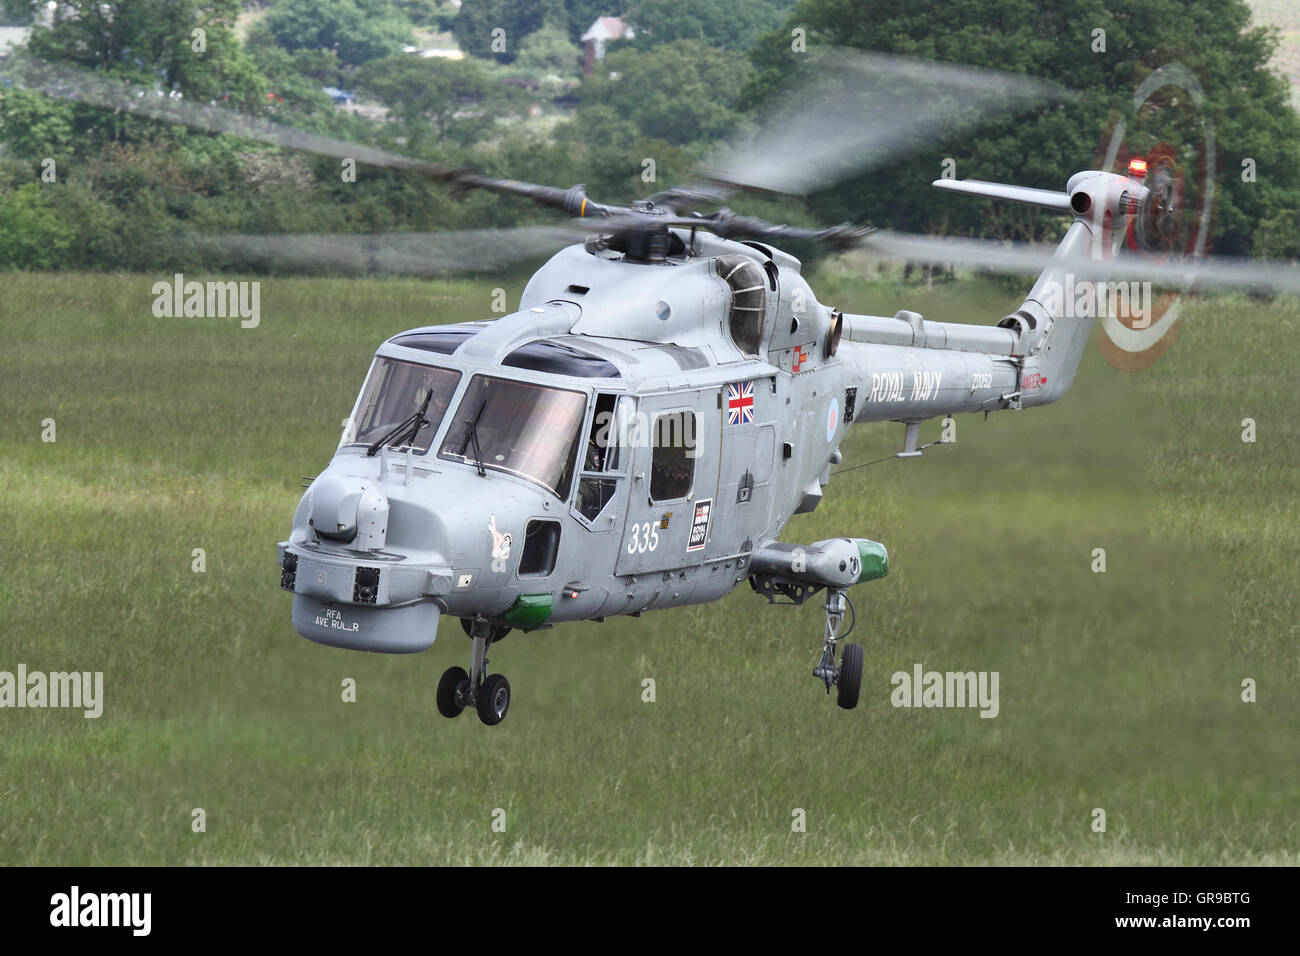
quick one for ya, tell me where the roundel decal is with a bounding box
[826,398,839,442]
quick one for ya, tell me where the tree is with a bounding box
[628,0,796,53]
[0,181,76,268]
[355,55,516,148]
[5,1,264,106]
[264,0,412,68]
[0,0,268,162]
[452,0,565,63]
[514,22,583,78]
[578,40,752,148]
[746,0,1300,255]
[0,88,77,160]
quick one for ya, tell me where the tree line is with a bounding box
[0,0,1295,273]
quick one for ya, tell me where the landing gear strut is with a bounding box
[437,617,512,725]
[814,589,863,710]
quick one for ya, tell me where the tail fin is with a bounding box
[1008,216,1102,407]
[937,171,1143,407]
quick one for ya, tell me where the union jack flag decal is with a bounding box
[726,381,755,425]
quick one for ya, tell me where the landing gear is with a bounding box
[436,666,470,718]
[813,589,863,710]
[837,642,863,710]
[476,673,511,726]
[437,617,514,725]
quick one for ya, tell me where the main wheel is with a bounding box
[837,643,863,710]
[436,666,470,718]
[476,673,511,726]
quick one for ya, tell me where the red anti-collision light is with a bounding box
[1128,157,1149,178]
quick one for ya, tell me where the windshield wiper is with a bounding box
[460,398,488,477]
[366,389,434,457]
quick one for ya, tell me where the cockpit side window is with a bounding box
[584,393,622,473]
[575,392,626,522]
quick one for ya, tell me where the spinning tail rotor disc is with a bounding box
[1092,58,1218,371]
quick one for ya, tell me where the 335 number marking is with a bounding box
[626,522,660,554]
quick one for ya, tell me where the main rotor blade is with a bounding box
[568,208,874,247]
[192,226,581,276]
[0,57,615,217]
[699,49,1071,197]
[858,231,1300,295]
[2,57,442,173]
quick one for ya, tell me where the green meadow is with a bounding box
[1,269,1296,865]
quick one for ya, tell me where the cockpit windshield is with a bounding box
[439,375,587,498]
[341,358,460,454]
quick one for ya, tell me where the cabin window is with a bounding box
[650,410,696,502]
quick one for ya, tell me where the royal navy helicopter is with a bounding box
[12,50,1299,726]
[271,161,1172,727]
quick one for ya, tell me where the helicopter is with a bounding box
[10,50,1299,726]
[274,161,1162,727]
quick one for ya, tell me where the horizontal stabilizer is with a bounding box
[932,178,1072,212]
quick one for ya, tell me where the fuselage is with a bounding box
[278,226,1075,653]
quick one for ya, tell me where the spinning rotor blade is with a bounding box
[0,57,615,218]
[3,57,438,172]
[697,49,1070,197]
[857,231,1300,295]
[192,226,581,276]
[568,208,875,247]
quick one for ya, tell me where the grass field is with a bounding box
[2,269,1297,865]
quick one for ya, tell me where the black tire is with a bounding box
[837,643,863,710]
[476,673,511,726]
[436,666,469,718]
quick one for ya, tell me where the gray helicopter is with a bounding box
[11,50,1297,727]
[274,157,1233,726]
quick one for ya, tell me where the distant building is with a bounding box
[581,16,634,74]
[0,26,30,58]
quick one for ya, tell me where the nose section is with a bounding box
[308,475,390,550]
[283,473,439,654]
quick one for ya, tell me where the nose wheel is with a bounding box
[813,589,863,710]
[436,618,514,725]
